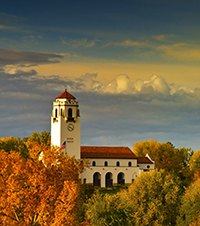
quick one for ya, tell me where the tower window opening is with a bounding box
[55,109,58,117]
[116,161,120,167]
[68,108,72,118]
[92,161,96,166]
[128,161,132,167]
[104,161,108,166]
[61,109,63,116]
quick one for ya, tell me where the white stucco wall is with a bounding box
[51,98,81,159]
[81,165,139,187]
[88,158,138,167]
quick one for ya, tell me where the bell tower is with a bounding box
[51,89,80,159]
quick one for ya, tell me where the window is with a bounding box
[92,161,96,166]
[128,161,132,167]
[116,161,120,167]
[61,109,63,116]
[55,109,58,117]
[147,165,150,169]
[104,161,108,166]
[68,108,72,117]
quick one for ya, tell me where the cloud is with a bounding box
[61,38,100,48]
[0,49,63,66]
[72,73,194,102]
[152,34,177,42]
[0,25,14,30]
[0,56,200,151]
[103,74,131,94]
[104,39,150,48]
[156,43,200,61]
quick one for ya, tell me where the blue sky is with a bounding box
[1,0,200,151]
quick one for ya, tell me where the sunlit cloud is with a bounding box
[157,43,200,61]
[104,39,151,48]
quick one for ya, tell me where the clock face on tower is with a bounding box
[67,123,74,131]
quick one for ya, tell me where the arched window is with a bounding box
[105,172,113,187]
[55,108,58,117]
[116,161,120,167]
[92,161,96,166]
[104,161,108,166]
[93,172,101,187]
[68,108,72,118]
[117,172,125,185]
[128,161,132,167]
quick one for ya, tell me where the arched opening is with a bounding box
[93,172,101,187]
[92,161,96,166]
[55,108,58,117]
[116,161,120,167]
[128,161,132,167]
[105,172,113,187]
[104,161,108,166]
[68,108,72,117]
[117,172,125,185]
[61,108,63,116]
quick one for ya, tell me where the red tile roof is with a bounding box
[81,146,137,159]
[56,89,76,99]
[137,157,154,164]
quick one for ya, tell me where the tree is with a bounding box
[0,132,51,159]
[0,136,28,158]
[127,169,183,226]
[85,170,183,226]
[189,150,200,180]
[133,140,193,177]
[23,131,50,146]
[176,178,200,226]
[0,141,86,225]
[85,190,133,226]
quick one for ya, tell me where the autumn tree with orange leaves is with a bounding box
[0,140,87,226]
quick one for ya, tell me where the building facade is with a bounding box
[51,90,154,187]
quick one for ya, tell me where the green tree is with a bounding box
[23,131,50,146]
[85,190,133,226]
[0,136,28,158]
[128,169,183,226]
[176,178,200,226]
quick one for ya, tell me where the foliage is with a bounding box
[176,178,200,226]
[189,150,200,180]
[85,170,183,226]
[133,139,194,177]
[0,136,28,158]
[0,141,86,226]
[0,132,51,159]
[85,190,133,226]
[23,131,50,146]
[128,169,183,226]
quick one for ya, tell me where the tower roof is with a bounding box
[56,89,76,99]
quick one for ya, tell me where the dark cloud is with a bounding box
[0,49,63,66]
